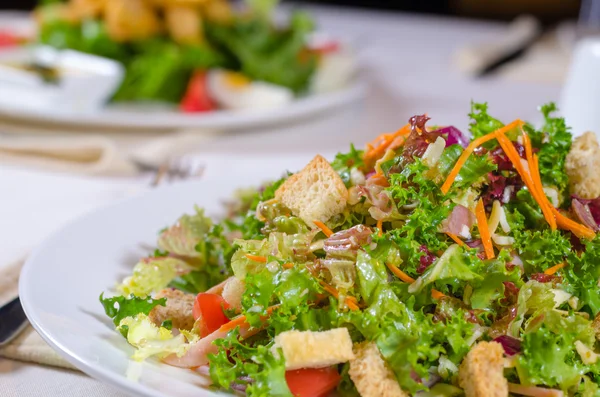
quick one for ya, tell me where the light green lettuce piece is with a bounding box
[118,257,191,297]
[157,207,212,258]
[118,314,198,361]
[409,244,481,294]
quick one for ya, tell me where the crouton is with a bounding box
[275,155,348,227]
[274,328,354,370]
[565,131,600,199]
[458,341,508,397]
[349,342,408,397]
[148,289,195,330]
[222,277,244,310]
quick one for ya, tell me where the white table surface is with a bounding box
[0,3,562,396]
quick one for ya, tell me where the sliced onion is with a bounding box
[433,126,470,148]
[422,136,446,167]
[498,204,511,233]
[487,200,502,234]
[508,383,564,397]
[492,234,515,246]
[572,199,599,231]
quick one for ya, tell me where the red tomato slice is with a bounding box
[0,31,20,48]
[192,293,230,337]
[311,41,340,55]
[180,71,216,113]
[285,367,341,397]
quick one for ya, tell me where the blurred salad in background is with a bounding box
[28,0,356,113]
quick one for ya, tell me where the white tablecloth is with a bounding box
[0,3,562,396]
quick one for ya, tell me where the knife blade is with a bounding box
[0,296,28,346]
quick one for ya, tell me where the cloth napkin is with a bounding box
[0,116,221,176]
[0,259,74,370]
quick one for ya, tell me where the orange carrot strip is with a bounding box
[364,124,410,163]
[544,263,566,275]
[314,220,333,237]
[496,132,557,230]
[441,120,524,194]
[245,254,267,263]
[475,199,495,259]
[317,280,359,311]
[385,262,415,283]
[522,133,557,230]
[431,289,446,300]
[282,263,294,269]
[532,154,557,230]
[445,232,468,248]
[552,208,596,239]
[377,219,383,237]
[219,305,281,332]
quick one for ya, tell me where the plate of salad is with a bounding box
[20,102,600,397]
[0,1,363,129]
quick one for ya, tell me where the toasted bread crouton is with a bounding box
[458,341,508,397]
[274,328,354,370]
[222,277,244,310]
[148,289,195,330]
[566,132,600,199]
[349,342,408,397]
[275,155,348,227]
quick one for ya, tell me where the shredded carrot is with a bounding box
[552,208,596,239]
[530,153,556,228]
[441,120,523,194]
[385,261,415,283]
[368,172,390,187]
[317,280,359,310]
[245,254,267,263]
[219,305,281,332]
[544,262,567,275]
[364,124,410,164]
[377,219,383,237]
[445,232,468,248]
[385,261,445,300]
[313,220,333,237]
[282,263,294,269]
[496,132,556,231]
[522,133,557,230]
[475,199,495,259]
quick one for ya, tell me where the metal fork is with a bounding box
[133,157,205,187]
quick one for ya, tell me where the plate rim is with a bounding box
[18,181,231,397]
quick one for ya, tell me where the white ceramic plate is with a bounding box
[0,12,365,131]
[0,81,366,130]
[18,172,287,397]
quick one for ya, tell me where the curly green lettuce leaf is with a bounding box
[513,228,570,274]
[331,144,365,187]
[564,237,600,316]
[409,245,481,294]
[205,11,316,93]
[208,329,292,397]
[118,257,191,297]
[117,314,197,361]
[469,102,504,140]
[157,207,213,258]
[387,159,452,269]
[99,293,165,328]
[527,103,572,194]
[240,176,289,240]
[469,250,522,310]
[516,310,597,391]
[435,144,497,188]
[509,280,555,337]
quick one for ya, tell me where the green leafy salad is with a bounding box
[34,0,349,112]
[101,103,600,397]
